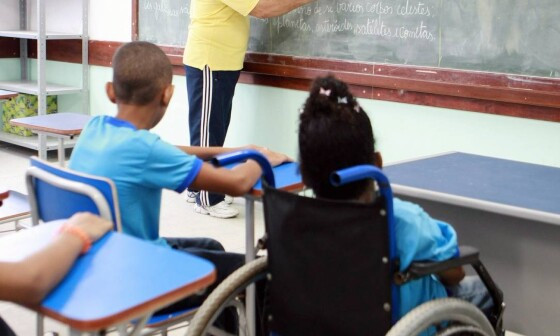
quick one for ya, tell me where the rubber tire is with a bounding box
[386,298,495,336]
[186,257,268,336]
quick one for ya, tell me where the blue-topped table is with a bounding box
[10,112,91,166]
[0,220,216,335]
[385,152,560,336]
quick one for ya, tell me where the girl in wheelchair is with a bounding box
[298,75,494,321]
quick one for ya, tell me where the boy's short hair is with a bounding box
[299,75,376,200]
[112,41,172,105]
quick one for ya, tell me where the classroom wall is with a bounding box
[85,64,560,168]
[0,0,131,41]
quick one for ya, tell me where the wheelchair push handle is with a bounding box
[331,164,390,187]
[211,149,276,187]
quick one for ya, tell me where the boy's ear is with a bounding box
[374,152,383,169]
[162,84,174,107]
[106,82,117,103]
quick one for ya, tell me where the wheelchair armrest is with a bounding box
[395,245,506,334]
[408,246,479,279]
[394,246,479,284]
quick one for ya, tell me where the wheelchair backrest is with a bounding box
[263,186,393,336]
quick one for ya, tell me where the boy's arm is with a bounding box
[176,145,244,161]
[176,144,268,161]
[0,213,111,305]
[189,149,290,196]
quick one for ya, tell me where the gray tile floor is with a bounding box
[0,143,522,336]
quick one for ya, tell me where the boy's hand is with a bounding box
[244,144,292,167]
[259,148,292,167]
[66,212,112,242]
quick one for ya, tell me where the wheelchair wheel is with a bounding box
[386,298,495,336]
[186,257,268,336]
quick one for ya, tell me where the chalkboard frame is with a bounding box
[133,1,560,122]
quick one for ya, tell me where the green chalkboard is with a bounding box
[138,0,560,78]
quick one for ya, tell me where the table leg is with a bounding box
[245,198,255,336]
[38,134,47,161]
[36,314,44,336]
[58,138,65,167]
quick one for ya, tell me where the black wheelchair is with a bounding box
[185,152,505,336]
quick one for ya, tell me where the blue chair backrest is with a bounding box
[26,157,122,231]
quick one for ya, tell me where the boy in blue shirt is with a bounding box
[69,41,288,312]
[297,75,493,320]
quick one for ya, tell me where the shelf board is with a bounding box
[0,81,83,96]
[0,130,77,151]
[0,30,82,40]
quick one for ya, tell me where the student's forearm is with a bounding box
[250,0,316,18]
[177,145,237,160]
[177,145,251,161]
[189,161,263,196]
[0,233,83,305]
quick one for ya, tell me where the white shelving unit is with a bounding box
[0,0,89,159]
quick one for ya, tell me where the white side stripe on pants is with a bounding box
[200,65,213,206]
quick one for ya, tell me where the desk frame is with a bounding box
[10,113,90,166]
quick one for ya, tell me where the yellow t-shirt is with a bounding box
[184,0,259,71]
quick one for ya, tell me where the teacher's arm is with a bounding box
[0,213,111,305]
[250,0,316,18]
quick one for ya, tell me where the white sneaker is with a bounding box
[185,190,198,203]
[224,195,234,205]
[194,201,239,219]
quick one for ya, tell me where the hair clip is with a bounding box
[319,87,331,97]
[337,96,348,104]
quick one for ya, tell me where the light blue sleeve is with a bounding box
[142,138,203,193]
[394,198,459,271]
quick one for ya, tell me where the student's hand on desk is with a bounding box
[244,145,292,166]
[260,148,292,167]
[66,212,112,243]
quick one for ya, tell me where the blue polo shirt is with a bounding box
[69,116,203,246]
[394,197,459,319]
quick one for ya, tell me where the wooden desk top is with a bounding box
[0,220,216,331]
[0,90,17,100]
[10,113,91,136]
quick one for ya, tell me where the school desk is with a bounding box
[384,152,560,336]
[0,190,30,228]
[10,113,91,166]
[0,90,17,100]
[243,161,303,336]
[0,189,8,204]
[0,219,216,336]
